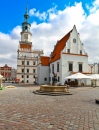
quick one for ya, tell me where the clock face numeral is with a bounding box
[24,34,28,39]
[73,38,76,43]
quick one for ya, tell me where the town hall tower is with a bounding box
[17,5,43,83]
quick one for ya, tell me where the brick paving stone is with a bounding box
[89,128,95,130]
[0,83,99,130]
[47,124,53,128]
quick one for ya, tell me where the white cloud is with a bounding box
[0,28,20,68]
[0,1,99,68]
[10,26,21,40]
[29,8,47,21]
[29,4,58,21]
[31,2,87,57]
[86,0,99,13]
[30,1,99,64]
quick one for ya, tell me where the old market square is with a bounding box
[0,83,99,130]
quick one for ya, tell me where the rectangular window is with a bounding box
[22,80,24,83]
[67,49,70,53]
[22,69,24,73]
[27,61,29,65]
[27,69,29,73]
[22,75,24,78]
[22,61,24,65]
[44,78,47,81]
[80,50,82,54]
[79,64,82,72]
[50,68,51,73]
[27,80,29,83]
[69,63,73,71]
[57,62,59,72]
[33,69,36,73]
[49,77,51,81]
[58,77,60,82]
[33,61,36,65]
[52,64,54,73]
[27,75,29,78]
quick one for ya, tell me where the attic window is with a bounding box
[80,50,82,54]
[73,39,76,43]
[67,49,70,53]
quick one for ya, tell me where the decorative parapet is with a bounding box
[17,49,44,54]
[17,55,38,60]
[33,49,44,54]
[19,41,32,44]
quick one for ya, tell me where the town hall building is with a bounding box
[17,5,95,85]
[17,5,43,83]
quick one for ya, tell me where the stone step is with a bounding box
[33,90,73,96]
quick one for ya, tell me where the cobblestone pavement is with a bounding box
[0,83,99,130]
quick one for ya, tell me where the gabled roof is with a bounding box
[40,56,50,66]
[50,30,72,63]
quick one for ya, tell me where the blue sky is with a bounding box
[0,0,99,68]
[0,0,93,33]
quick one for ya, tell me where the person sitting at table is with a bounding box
[64,80,69,90]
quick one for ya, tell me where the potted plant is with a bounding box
[0,86,2,90]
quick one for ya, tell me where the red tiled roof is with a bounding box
[40,56,50,66]
[50,30,72,63]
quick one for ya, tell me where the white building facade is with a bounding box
[37,25,91,85]
[17,6,43,83]
[88,63,99,74]
[37,56,50,85]
[11,69,16,80]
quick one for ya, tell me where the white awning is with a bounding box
[64,72,92,80]
[89,74,99,79]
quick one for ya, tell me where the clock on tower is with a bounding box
[24,34,28,39]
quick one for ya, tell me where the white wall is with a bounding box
[37,64,50,85]
[50,59,61,85]
[63,26,87,55]
[17,57,37,83]
[37,25,89,86]
[60,26,89,85]
[61,54,88,85]
[21,33,31,42]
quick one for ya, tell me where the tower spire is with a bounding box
[24,2,29,23]
[26,2,28,15]
[22,4,31,33]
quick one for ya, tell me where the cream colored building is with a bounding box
[17,6,43,83]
